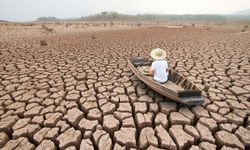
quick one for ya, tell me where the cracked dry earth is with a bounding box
[0,25,250,150]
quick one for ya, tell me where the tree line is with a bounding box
[36,11,250,23]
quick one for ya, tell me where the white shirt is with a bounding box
[151,60,168,83]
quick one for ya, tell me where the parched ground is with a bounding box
[0,24,250,150]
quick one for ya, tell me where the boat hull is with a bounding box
[127,58,204,105]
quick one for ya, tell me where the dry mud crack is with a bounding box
[0,25,250,150]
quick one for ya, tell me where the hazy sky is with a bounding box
[0,0,250,21]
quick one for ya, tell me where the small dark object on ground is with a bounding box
[40,40,47,46]
[241,25,248,32]
[42,24,53,32]
[92,35,96,39]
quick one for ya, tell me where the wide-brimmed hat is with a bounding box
[150,48,166,60]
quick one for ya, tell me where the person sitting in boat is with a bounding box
[148,48,169,83]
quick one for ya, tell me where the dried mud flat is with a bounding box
[0,24,250,150]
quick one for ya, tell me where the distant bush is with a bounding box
[36,16,58,22]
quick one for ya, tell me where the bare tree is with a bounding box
[110,21,114,27]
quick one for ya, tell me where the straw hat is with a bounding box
[150,48,166,60]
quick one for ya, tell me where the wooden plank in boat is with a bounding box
[163,81,184,92]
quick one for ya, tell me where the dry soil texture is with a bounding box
[0,24,250,150]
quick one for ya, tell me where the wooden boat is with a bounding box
[127,57,204,105]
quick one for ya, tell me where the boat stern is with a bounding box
[182,96,204,105]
